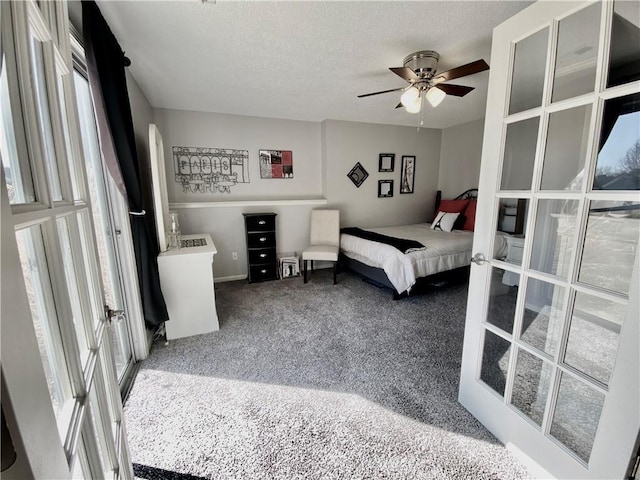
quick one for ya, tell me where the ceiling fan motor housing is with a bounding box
[403,50,439,79]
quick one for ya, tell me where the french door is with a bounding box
[72,61,135,388]
[1,1,132,478]
[460,1,639,478]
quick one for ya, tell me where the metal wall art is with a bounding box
[259,150,293,178]
[347,162,369,188]
[400,155,416,194]
[173,146,250,193]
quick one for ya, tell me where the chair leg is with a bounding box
[333,261,337,285]
[304,260,308,283]
[311,260,314,271]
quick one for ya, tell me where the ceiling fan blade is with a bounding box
[389,67,419,82]
[432,59,489,84]
[358,87,406,98]
[436,84,475,97]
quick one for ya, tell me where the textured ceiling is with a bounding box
[95,1,532,129]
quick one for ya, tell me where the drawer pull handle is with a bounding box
[260,237,267,242]
[260,253,267,258]
[258,220,266,225]
[261,269,267,274]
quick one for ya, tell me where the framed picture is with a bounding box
[400,155,416,194]
[378,179,394,198]
[259,149,293,178]
[378,153,395,172]
[347,162,369,188]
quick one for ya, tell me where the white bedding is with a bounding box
[340,223,507,294]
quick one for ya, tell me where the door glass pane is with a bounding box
[15,225,74,439]
[56,73,81,201]
[593,92,640,191]
[511,348,553,426]
[509,28,549,115]
[501,117,539,190]
[521,278,566,356]
[487,267,519,334]
[57,216,90,365]
[607,0,640,88]
[578,200,640,296]
[541,105,592,190]
[1,56,36,204]
[109,316,131,382]
[552,3,601,103]
[564,292,625,385]
[76,211,104,330]
[88,384,114,478]
[530,199,579,279]
[99,337,120,442]
[70,439,90,480]
[497,198,529,237]
[29,34,63,201]
[550,372,605,463]
[480,329,511,397]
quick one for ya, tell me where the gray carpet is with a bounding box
[124,270,530,480]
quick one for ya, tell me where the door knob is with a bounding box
[471,253,487,265]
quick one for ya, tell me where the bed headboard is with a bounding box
[435,189,478,215]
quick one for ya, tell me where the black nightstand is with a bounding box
[243,213,278,283]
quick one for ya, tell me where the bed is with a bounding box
[340,189,507,298]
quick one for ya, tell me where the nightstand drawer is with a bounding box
[245,215,276,232]
[249,248,276,265]
[249,264,278,282]
[248,231,276,248]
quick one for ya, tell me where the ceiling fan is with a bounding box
[358,51,489,114]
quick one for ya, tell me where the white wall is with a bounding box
[438,118,484,198]
[323,120,442,228]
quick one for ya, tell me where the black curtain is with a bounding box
[82,1,168,328]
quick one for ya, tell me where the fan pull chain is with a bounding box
[417,89,426,131]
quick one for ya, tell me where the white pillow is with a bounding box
[431,211,460,232]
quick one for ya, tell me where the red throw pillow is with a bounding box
[437,199,469,214]
[463,200,477,231]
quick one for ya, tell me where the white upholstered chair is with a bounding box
[302,209,340,285]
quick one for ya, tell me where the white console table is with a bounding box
[157,233,219,340]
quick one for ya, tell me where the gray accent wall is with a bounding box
[323,120,442,228]
[438,118,485,199]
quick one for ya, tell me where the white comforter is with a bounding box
[340,223,507,294]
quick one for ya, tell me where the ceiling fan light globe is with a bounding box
[400,86,420,107]
[405,97,421,113]
[426,87,446,107]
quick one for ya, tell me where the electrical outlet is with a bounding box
[232,251,238,260]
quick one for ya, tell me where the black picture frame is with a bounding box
[378,179,394,198]
[347,162,369,188]
[400,155,416,194]
[378,153,395,172]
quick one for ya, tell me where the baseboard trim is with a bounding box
[215,274,247,283]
